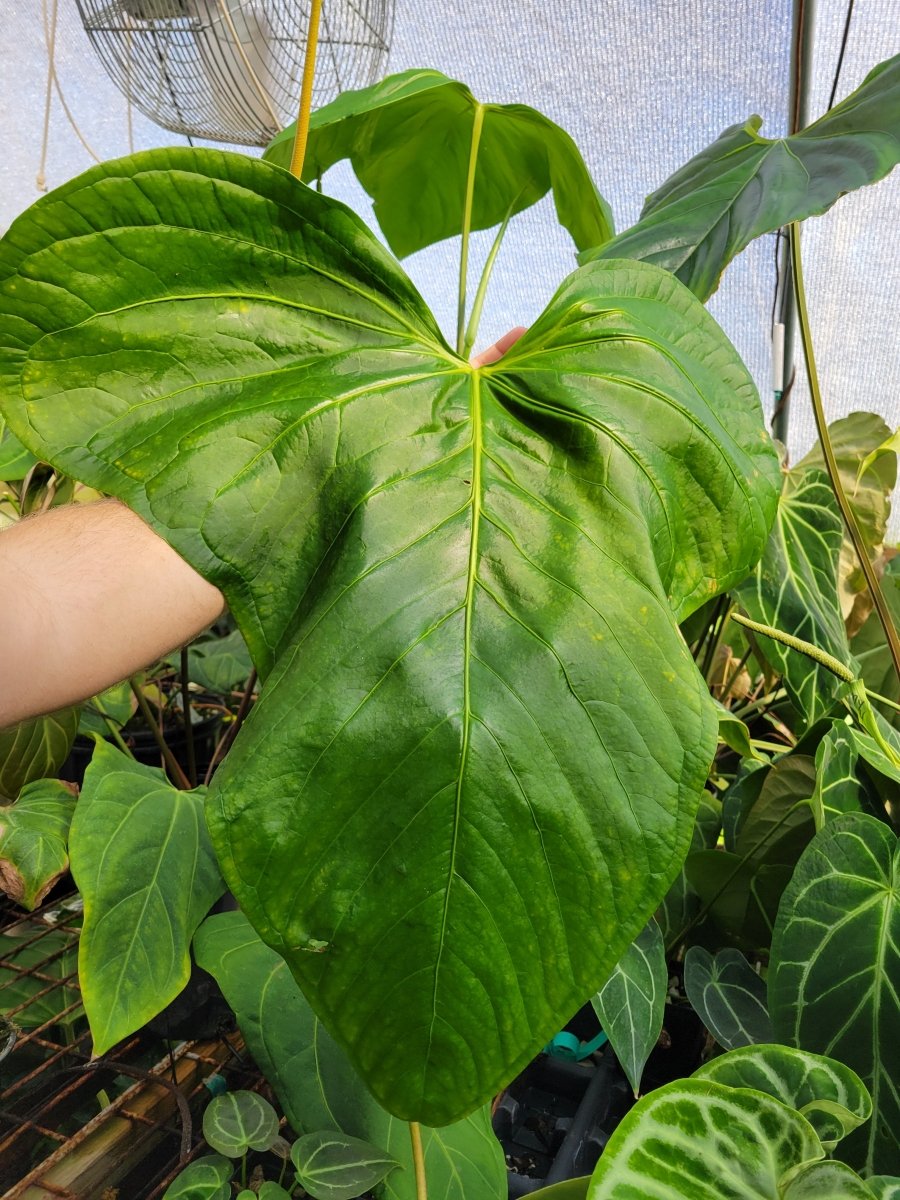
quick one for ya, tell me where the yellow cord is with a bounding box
[289,0,324,179]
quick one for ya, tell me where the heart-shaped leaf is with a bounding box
[693,1043,871,1151]
[203,1091,280,1157]
[0,778,77,909]
[69,742,224,1054]
[585,1078,824,1198]
[193,911,507,1200]
[811,721,864,827]
[735,471,852,728]
[292,1130,399,1200]
[591,918,666,1095]
[684,947,772,1049]
[161,1154,233,1200]
[583,55,900,299]
[770,814,900,1175]
[264,68,613,257]
[0,708,79,802]
[781,1161,878,1199]
[0,148,779,1122]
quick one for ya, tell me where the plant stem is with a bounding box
[790,221,900,686]
[288,0,323,179]
[456,104,486,355]
[731,687,786,723]
[462,198,517,359]
[203,669,258,786]
[701,598,732,682]
[129,678,191,790]
[409,1121,428,1200]
[179,646,197,787]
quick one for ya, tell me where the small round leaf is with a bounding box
[292,1130,399,1200]
[202,1091,279,1157]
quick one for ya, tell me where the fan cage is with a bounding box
[75,0,394,146]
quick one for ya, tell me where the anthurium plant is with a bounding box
[0,50,899,1194]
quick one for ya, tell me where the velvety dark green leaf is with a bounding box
[734,755,817,867]
[684,947,772,1049]
[722,763,769,851]
[0,147,779,1123]
[0,417,37,479]
[583,55,900,299]
[852,562,900,728]
[716,701,762,761]
[161,1155,233,1200]
[591,918,666,1095]
[585,1078,823,1198]
[735,471,852,728]
[656,790,722,949]
[0,779,77,909]
[812,721,864,826]
[264,68,612,257]
[69,742,224,1055]
[193,911,507,1200]
[292,1130,399,1200]
[770,814,900,1175]
[0,707,79,801]
[203,1091,279,1157]
[257,1185,292,1200]
[693,1043,871,1151]
[0,923,82,1027]
[685,851,792,948]
[782,1161,877,1199]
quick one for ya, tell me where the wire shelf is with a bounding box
[74,0,394,146]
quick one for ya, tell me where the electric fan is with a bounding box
[75,0,394,146]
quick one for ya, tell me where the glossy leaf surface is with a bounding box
[203,1091,279,1157]
[584,55,900,299]
[735,471,852,727]
[0,148,779,1122]
[69,742,223,1054]
[292,1131,399,1200]
[684,947,772,1049]
[591,918,666,1095]
[193,912,506,1200]
[161,1155,233,1200]
[0,779,77,909]
[770,814,900,1174]
[693,1043,871,1151]
[0,708,79,801]
[0,417,37,479]
[264,69,612,257]
[586,1078,823,1198]
[782,1162,877,1199]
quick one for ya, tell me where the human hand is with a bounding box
[469,326,527,367]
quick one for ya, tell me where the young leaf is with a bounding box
[0,708,79,801]
[770,814,900,1175]
[183,629,253,693]
[0,778,77,909]
[292,1131,399,1200]
[684,947,772,1049]
[257,1184,292,1200]
[734,471,853,728]
[781,1161,879,1199]
[193,911,507,1200]
[68,742,224,1055]
[582,54,900,300]
[811,721,864,826]
[203,1091,280,1157]
[161,1155,233,1200]
[585,1078,824,1198]
[693,1043,871,1151]
[0,147,780,1124]
[591,918,666,1095]
[715,701,762,761]
[264,68,613,257]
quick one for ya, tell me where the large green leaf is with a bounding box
[68,742,224,1054]
[585,1078,824,1198]
[193,911,507,1200]
[733,755,816,866]
[683,947,772,1049]
[0,778,77,909]
[656,788,722,948]
[0,707,79,801]
[591,918,666,1095]
[735,471,852,728]
[693,1043,871,1151]
[770,814,900,1174]
[0,416,37,479]
[583,55,900,299]
[0,148,779,1122]
[264,68,612,257]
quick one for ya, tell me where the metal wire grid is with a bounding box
[74,0,394,145]
[0,894,268,1200]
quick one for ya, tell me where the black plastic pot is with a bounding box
[60,713,222,787]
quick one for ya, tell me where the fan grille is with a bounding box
[75,0,393,146]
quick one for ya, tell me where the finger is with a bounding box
[470,325,528,367]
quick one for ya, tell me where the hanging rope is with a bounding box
[38,0,101,192]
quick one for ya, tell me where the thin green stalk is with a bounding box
[790,221,900,686]
[409,1121,428,1200]
[731,687,787,723]
[129,678,191,790]
[456,104,486,355]
[462,197,518,359]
